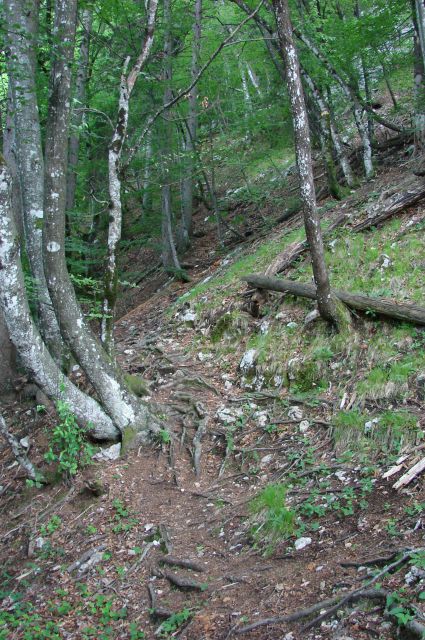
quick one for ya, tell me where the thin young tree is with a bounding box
[272,0,338,324]
[101,0,159,352]
[181,0,202,244]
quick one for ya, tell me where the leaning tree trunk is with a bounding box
[4,0,64,363]
[0,157,118,440]
[101,0,159,352]
[272,0,337,324]
[66,8,92,214]
[42,0,161,439]
[181,0,202,244]
[161,0,182,274]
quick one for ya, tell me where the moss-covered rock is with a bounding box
[124,374,150,397]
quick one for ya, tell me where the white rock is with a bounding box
[93,443,121,462]
[295,537,312,550]
[19,437,30,449]
[181,310,196,324]
[260,320,270,334]
[260,454,273,467]
[239,349,257,373]
[216,406,243,424]
[288,406,303,421]
[224,380,233,390]
[304,309,320,325]
[299,420,310,433]
[286,321,298,329]
[35,536,46,549]
[254,411,268,427]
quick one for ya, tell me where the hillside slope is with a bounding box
[1,141,425,640]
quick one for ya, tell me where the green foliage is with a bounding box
[157,609,191,637]
[249,484,296,550]
[40,516,62,537]
[44,399,94,478]
[111,498,138,534]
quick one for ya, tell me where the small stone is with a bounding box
[19,437,30,449]
[92,443,121,462]
[304,309,320,325]
[260,454,273,467]
[295,536,312,550]
[288,406,303,421]
[286,321,298,329]
[299,420,310,433]
[239,349,257,374]
[181,310,196,324]
[35,536,46,550]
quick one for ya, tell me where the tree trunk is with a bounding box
[181,0,202,242]
[412,0,425,150]
[66,8,92,214]
[242,274,425,327]
[272,0,337,324]
[302,70,353,190]
[0,156,118,440]
[142,131,153,216]
[4,0,64,363]
[42,0,161,439]
[161,0,182,273]
[101,0,159,351]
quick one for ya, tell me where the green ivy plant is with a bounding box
[44,397,94,479]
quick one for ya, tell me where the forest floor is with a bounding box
[1,139,425,640]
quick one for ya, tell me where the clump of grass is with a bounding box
[333,409,421,457]
[249,484,296,552]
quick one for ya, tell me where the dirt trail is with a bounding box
[1,156,425,639]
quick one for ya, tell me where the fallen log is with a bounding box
[352,178,425,232]
[265,213,347,277]
[242,274,425,326]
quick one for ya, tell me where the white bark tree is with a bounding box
[181,0,202,244]
[41,0,162,439]
[0,156,118,440]
[66,8,92,214]
[5,0,64,362]
[101,0,159,351]
[272,0,338,324]
[161,0,183,274]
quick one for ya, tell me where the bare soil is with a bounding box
[1,150,425,640]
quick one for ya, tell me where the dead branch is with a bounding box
[353,179,425,232]
[193,415,208,477]
[393,456,425,490]
[0,411,41,481]
[234,589,388,634]
[242,274,425,326]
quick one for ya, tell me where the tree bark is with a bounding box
[301,70,351,192]
[242,274,425,326]
[272,0,337,324]
[0,156,118,439]
[42,0,161,438]
[4,0,63,363]
[161,0,182,273]
[66,8,92,214]
[412,0,425,150]
[181,0,202,242]
[101,0,159,352]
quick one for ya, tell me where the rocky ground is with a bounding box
[1,145,425,639]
